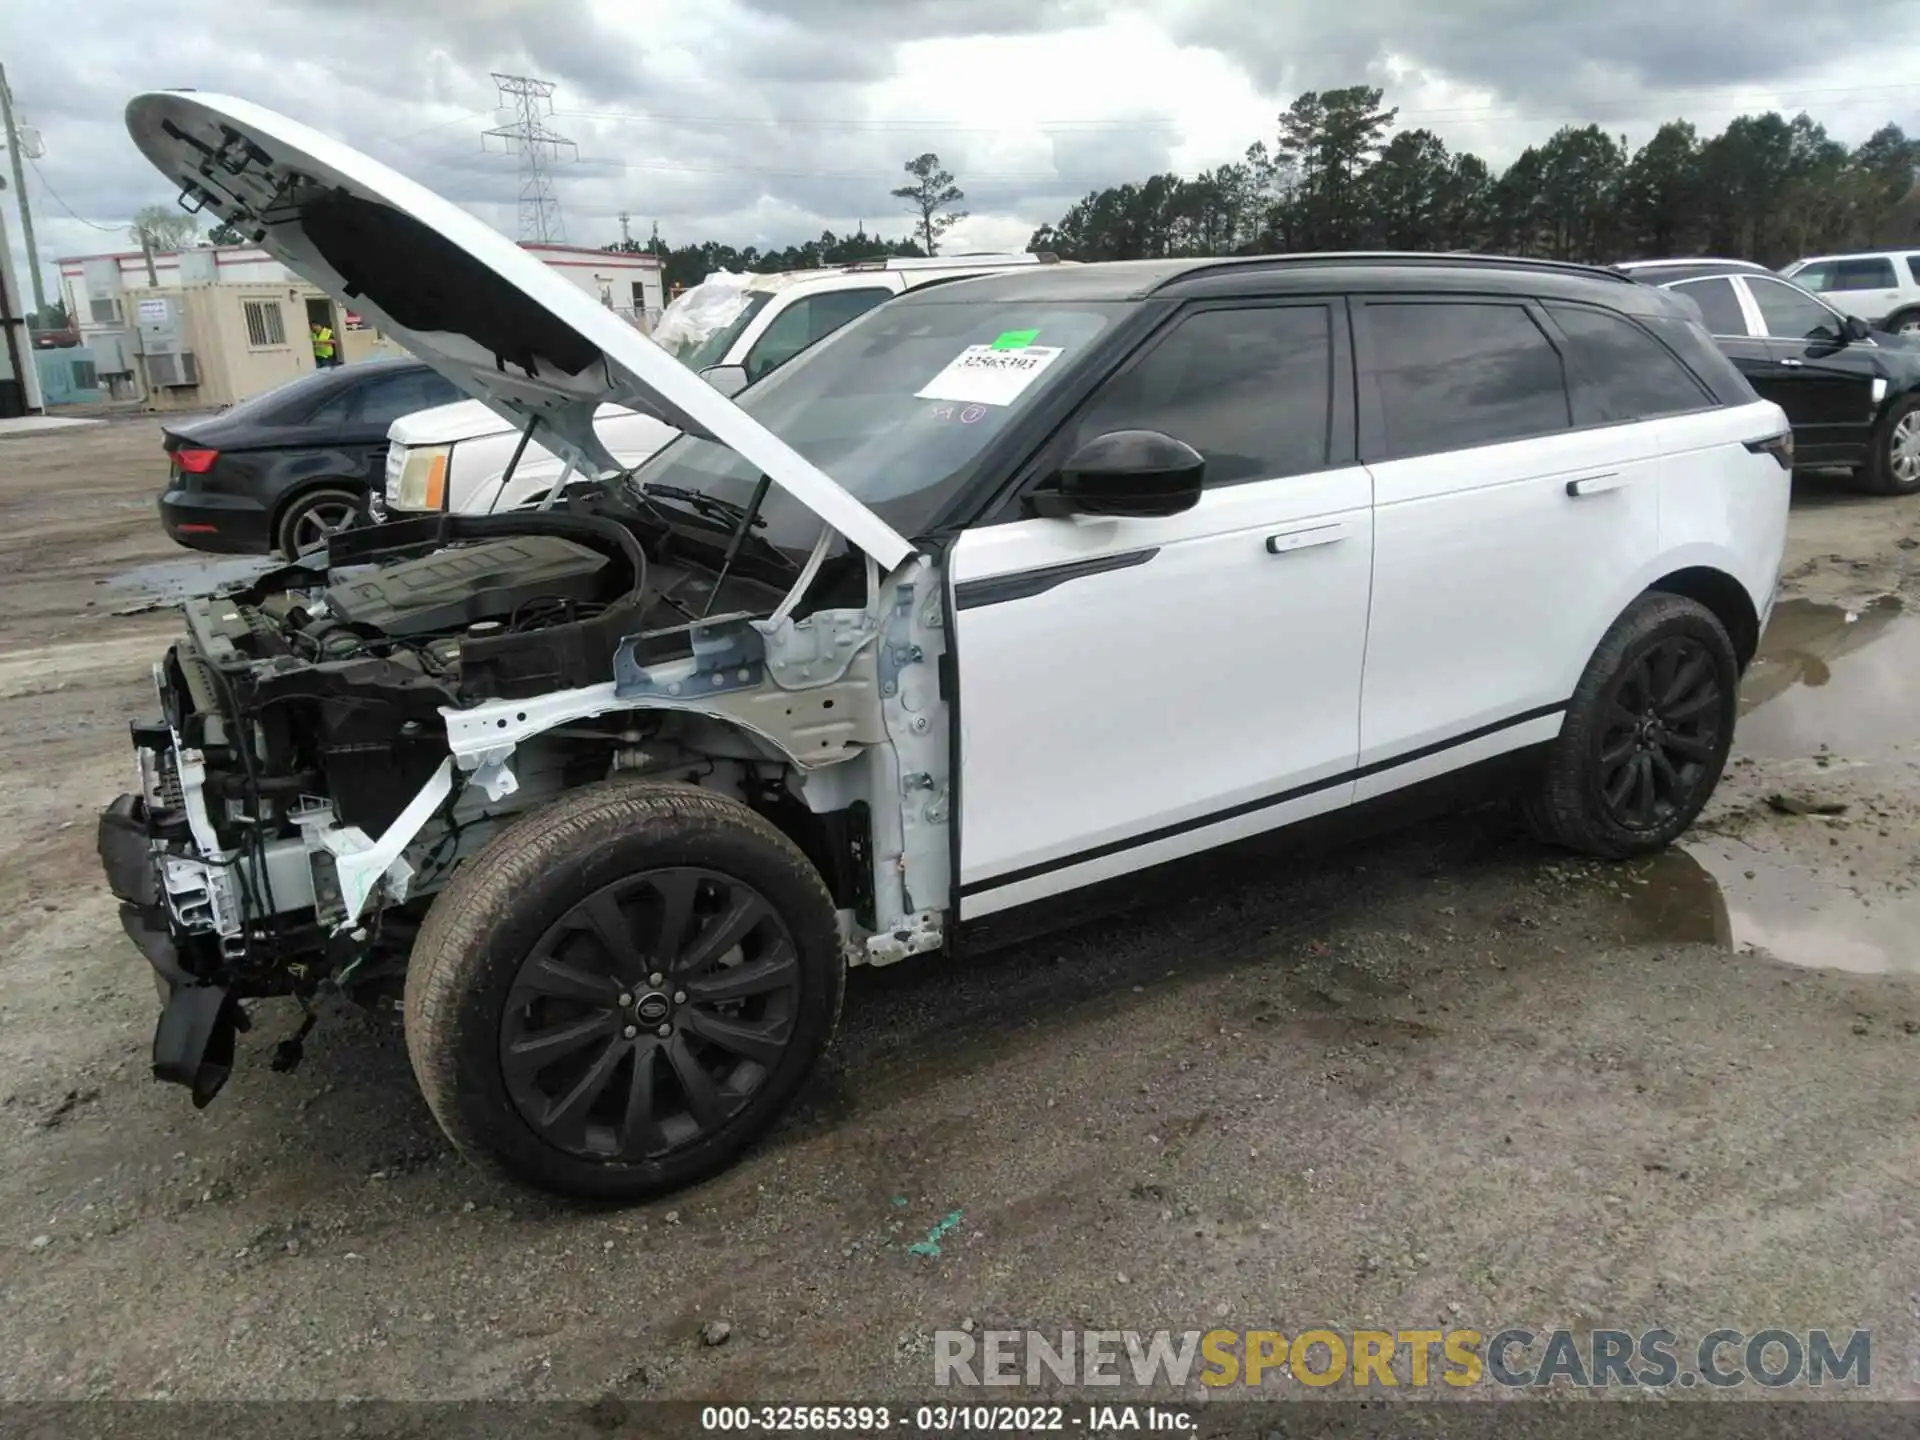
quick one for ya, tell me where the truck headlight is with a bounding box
[392,445,451,511]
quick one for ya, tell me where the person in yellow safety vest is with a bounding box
[310,321,338,369]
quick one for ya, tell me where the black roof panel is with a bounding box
[896,251,1650,307]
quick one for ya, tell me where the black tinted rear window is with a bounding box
[1365,301,1570,460]
[1669,277,1747,336]
[1545,303,1714,421]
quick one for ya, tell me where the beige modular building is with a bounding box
[57,242,664,413]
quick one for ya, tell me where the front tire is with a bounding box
[1523,593,1738,859]
[1859,395,1920,497]
[403,781,845,1202]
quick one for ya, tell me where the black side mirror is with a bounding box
[1841,314,1872,343]
[1030,429,1205,519]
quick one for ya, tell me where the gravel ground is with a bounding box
[0,419,1915,1408]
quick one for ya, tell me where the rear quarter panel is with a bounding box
[1565,398,1790,691]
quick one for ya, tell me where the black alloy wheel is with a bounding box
[1522,592,1739,858]
[404,781,843,1202]
[499,867,802,1161]
[1591,635,1725,832]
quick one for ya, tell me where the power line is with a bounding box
[482,73,576,242]
[387,108,495,143]
[26,156,119,232]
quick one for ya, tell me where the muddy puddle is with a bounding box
[1611,842,1920,974]
[97,554,278,612]
[1736,596,1920,762]
[1603,594,1920,973]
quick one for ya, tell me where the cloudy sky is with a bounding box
[5,0,1919,302]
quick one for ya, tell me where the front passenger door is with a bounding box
[949,301,1375,918]
[1741,275,1879,461]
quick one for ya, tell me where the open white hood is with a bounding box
[123,90,913,570]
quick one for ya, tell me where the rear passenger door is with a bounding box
[1667,274,1798,423]
[1351,296,1665,799]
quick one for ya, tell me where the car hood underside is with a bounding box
[122,89,913,571]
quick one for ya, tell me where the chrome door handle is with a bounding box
[1265,521,1351,555]
[1779,358,1804,367]
[1565,472,1629,497]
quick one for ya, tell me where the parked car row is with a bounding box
[148,243,1920,562]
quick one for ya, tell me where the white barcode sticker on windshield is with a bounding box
[915,344,1064,407]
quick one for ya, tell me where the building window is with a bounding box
[88,297,121,325]
[243,299,287,349]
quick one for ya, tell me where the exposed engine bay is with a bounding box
[98,496,953,1104]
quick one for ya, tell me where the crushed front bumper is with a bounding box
[98,762,243,1108]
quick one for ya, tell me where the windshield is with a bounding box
[681,290,774,371]
[623,295,1130,548]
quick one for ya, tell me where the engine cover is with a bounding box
[324,536,612,637]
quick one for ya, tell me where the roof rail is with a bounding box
[845,251,1052,272]
[1613,256,1770,271]
[1163,250,1638,287]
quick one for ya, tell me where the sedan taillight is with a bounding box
[173,448,220,474]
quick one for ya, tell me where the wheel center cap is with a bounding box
[634,992,672,1025]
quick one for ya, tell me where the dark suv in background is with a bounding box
[159,357,462,557]
[1617,258,1920,496]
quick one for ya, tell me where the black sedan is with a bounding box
[1616,258,1920,495]
[159,357,463,557]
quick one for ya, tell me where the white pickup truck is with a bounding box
[377,254,1068,520]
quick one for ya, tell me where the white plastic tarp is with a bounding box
[650,271,756,362]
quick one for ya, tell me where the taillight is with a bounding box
[173,448,220,474]
[1744,431,1794,471]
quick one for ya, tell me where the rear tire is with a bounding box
[403,781,844,1203]
[1858,395,1920,497]
[1522,593,1738,859]
[275,486,362,558]
[1884,308,1920,339]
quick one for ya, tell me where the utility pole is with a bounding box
[482,73,576,243]
[0,63,46,315]
[618,211,631,246]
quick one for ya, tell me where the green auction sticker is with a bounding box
[990,329,1039,350]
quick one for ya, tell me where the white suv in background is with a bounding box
[377,253,1069,519]
[1779,251,1920,336]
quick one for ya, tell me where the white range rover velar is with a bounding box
[98,90,1791,1202]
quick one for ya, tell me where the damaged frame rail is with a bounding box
[132,536,955,986]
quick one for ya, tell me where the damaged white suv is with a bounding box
[99,92,1792,1201]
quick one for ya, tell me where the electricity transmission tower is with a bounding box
[482,73,575,243]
